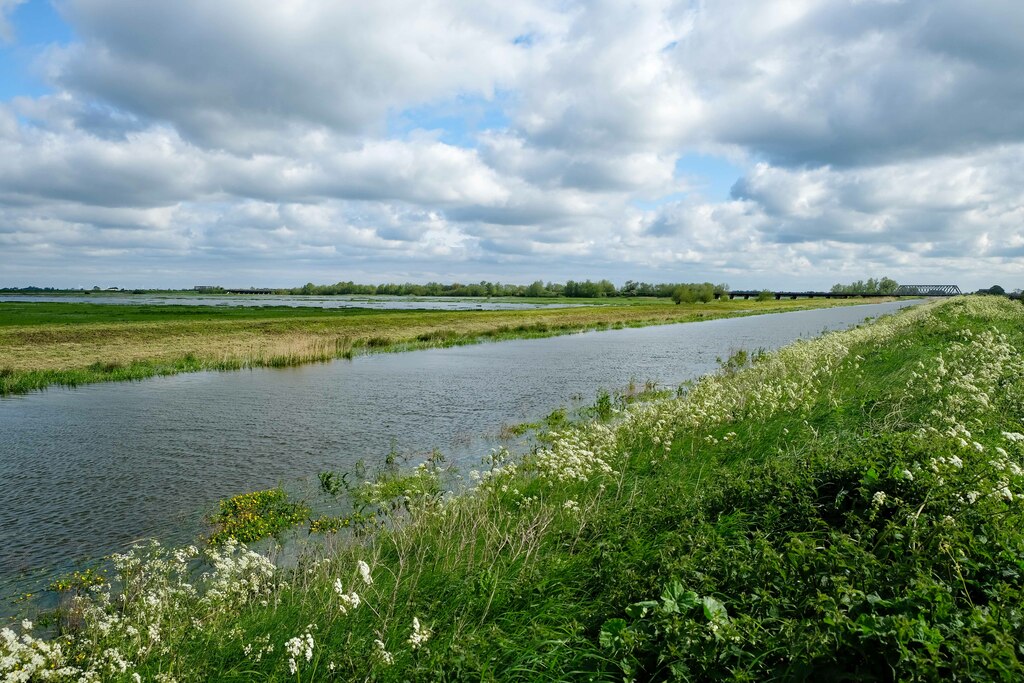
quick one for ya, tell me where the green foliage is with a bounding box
[599,431,1024,680]
[756,289,774,302]
[207,488,310,544]
[671,285,696,305]
[672,283,716,304]
[47,568,107,594]
[318,470,347,496]
[831,276,899,294]
[11,296,1024,682]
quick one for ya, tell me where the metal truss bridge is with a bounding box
[727,285,962,300]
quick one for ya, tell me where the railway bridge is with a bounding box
[727,285,962,300]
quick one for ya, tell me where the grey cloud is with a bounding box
[51,0,540,151]
[685,0,1024,167]
[0,127,204,208]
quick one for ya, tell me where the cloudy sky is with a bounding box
[0,0,1021,290]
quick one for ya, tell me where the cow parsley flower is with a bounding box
[372,639,394,666]
[285,632,314,675]
[333,579,361,614]
[357,560,373,586]
[408,617,432,650]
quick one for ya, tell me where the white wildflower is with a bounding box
[372,639,395,666]
[1002,432,1024,442]
[871,491,887,508]
[357,560,373,586]
[900,469,914,481]
[408,617,433,650]
[285,632,314,675]
[334,579,361,614]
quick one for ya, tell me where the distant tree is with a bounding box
[756,289,774,302]
[989,284,1005,296]
[696,283,715,303]
[831,277,899,295]
[525,280,546,297]
[878,277,899,294]
[672,285,697,304]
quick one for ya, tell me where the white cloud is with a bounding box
[1,0,1023,290]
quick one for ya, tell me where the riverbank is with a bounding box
[5,296,1024,680]
[0,297,868,395]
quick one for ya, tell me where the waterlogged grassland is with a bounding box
[7,297,1024,681]
[0,297,862,394]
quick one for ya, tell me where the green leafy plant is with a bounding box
[207,488,310,544]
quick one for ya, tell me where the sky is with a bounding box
[0,0,1022,291]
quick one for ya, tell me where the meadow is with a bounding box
[0,297,860,395]
[4,295,1024,680]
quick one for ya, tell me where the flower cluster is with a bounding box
[333,579,361,614]
[284,631,314,675]
[528,424,618,484]
[2,538,279,682]
[407,617,432,650]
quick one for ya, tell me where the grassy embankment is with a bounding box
[0,297,863,395]
[5,296,1024,680]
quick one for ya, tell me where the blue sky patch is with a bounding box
[0,0,73,100]
[674,153,745,201]
[387,92,512,147]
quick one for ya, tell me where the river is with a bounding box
[0,300,919,612]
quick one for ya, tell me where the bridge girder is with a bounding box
[892,285,962,296]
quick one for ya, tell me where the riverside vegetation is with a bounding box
[0,297,859,395]
[5,296,1024,680]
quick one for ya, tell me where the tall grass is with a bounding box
[7,297,1022,681]
[0,298,871,395]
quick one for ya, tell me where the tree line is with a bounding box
[829,277,899,294]
[286,279,732,299]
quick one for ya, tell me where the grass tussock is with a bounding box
[8,297,1024,681]
[0,298,868,395]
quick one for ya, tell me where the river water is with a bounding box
[0,300,918,610]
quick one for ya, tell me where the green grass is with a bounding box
[8,297,1022,681]
[0,297,864,395]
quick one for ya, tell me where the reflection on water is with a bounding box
[0,300,919,607]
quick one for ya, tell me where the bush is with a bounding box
[671,286,697,305]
